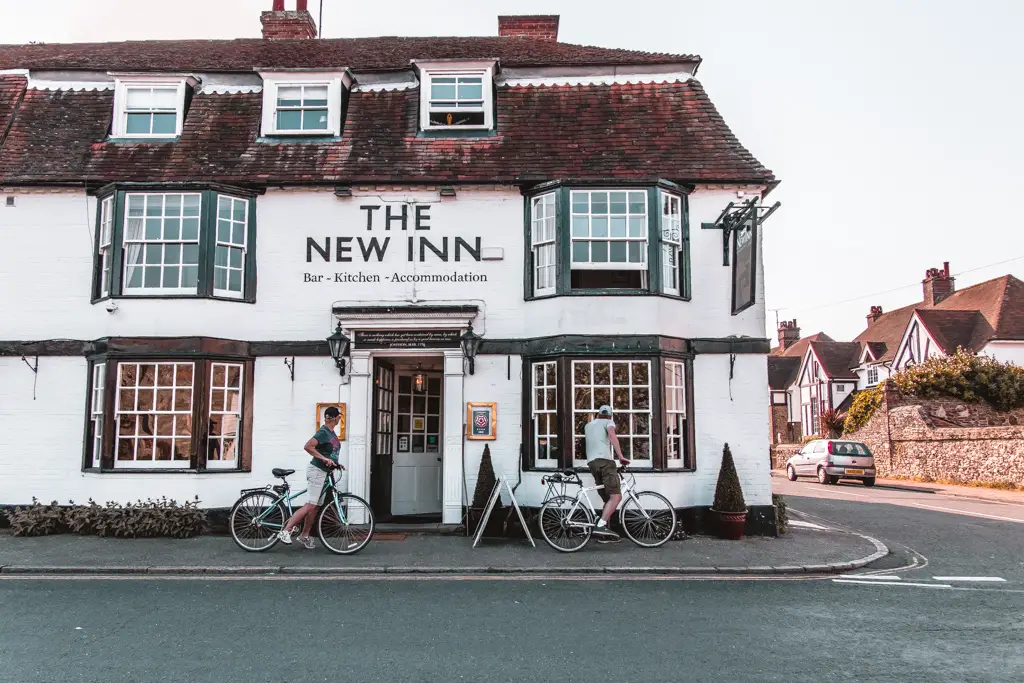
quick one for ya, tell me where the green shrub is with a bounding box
[844,385,885,435]
[892,349,1024,411]
[712,443,746,512]
[820,408,845,438]
[773,494,788,535]
[9,497,207,538]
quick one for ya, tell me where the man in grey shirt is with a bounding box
[584,405,631,542]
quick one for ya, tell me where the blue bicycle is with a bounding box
[228,467,374,554]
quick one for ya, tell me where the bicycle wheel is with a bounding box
[317,493,375,555]
[229,490,286,552]
[538,495,593,553]
[619,491,676,548]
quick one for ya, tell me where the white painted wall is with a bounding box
[0,184,771,511]
[831,381,854,409]
[982,341,1024,366]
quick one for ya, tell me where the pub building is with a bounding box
[0,4,780,532]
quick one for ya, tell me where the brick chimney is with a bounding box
[261,0,317,40]
[922,261,955,306]
[498,15,560,41]
[866,305,883,327]
[778,319,800,350]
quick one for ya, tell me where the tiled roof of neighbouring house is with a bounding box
[853,275,1024,360]
[808,341,861,380]
[0,79,776,185]
[767,356,801,390]
[0,36,699,72]
[770,332,832,359]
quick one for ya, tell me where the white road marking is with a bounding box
[833,579,951,589]
[932,576,1007,582]
[789,520,829,530]
[839,574,901,580]
[908,502,1024,524]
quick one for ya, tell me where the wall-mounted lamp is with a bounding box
[327,322,351,376]
[439,186,457,197]
[414,366,426,393]
[460,322,483,375]
[334,185,353,197]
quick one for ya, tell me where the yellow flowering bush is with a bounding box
[844,384,884,435]
[892,349,1024,411]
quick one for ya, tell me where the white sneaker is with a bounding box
[298,535,316,550]
[277,528,293,544]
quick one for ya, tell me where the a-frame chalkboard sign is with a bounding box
[471,475,535,549]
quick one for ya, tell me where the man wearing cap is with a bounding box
[584,404,631,542]
[277,405,344,549]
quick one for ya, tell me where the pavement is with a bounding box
[0,523,887,576]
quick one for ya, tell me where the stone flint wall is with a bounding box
[845,387,1024,486]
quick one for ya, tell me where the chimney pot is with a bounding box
[498,15,560,42]
[922,261,955,306]
[778,319,800,350]
[866,305,883,327]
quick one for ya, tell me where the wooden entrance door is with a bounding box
[369,359,395,516]
[391,371,443,516]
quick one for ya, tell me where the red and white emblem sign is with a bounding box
[474,413,488,428]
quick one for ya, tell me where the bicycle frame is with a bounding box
[558,471,651,529]
[251,470,349,530]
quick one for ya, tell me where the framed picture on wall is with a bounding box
[315,403,347,440]
[466,402,497,440]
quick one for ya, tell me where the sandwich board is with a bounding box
[471,475,535,549]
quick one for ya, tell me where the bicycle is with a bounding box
[537,466,677,552]
[228,466,374,555]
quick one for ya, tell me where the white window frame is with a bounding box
[111,75,191,139]
[214,196,248,299]
[98,196,114,297]
[660,192,682,295]
[122,192,203,296]
[664,360,687,469]
[569,189,649,272]
[206,362,245,470]
[532,361,559,468]
[415,60,496,132]
[866,366,879,386]
[114,362,195,469]
[571,360,653,468]
[90,363,106,468]
[259,71,349,137]
[531,193,557,296]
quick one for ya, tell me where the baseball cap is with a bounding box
[324,406,341,419]
[597,405,613,417]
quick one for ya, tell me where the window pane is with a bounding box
[277,110,302,130]
[277,86,302,106]
[609,216,627,238]
[609,192,627,214]
[182,218,200,241]
[125,88,152,108]
[431,80,457,100]
[183,194,201,216]
[151,88,179,109]
[164,218,180,240]
[125,113,151,134]
[572,193,589,213]
[629,216,646,237]
[591,217,608,238]
[302,109,329,130]
[151,113,177,134]
[572,241,589,263]
[591,241,608,262]
[457,82,483,100]
[228,270,242,292]
[627,241,643,263]
[609,242,627,262]
[572,216,589,237]
[303,86,328,105]
[628,192,646,213]
[591,192,608,214]
[232,199,246,223]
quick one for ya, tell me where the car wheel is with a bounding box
[863,478,876,487]
[817,467,833,485]
[787,465,798,481]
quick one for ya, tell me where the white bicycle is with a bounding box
[537,467,677,552]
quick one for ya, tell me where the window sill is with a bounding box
[82,467,249,474]
[525,290,691,302]
[107,136,180,143]
[92,294,255,304]
[256,135,341,143]
[416,128,498,139]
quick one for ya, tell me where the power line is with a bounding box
[773,253,1024,315]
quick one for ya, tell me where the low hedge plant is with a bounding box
[9,497,207,538]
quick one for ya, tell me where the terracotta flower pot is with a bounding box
[710,508,748,540]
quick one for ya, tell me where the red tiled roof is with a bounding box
[852,275,1024,361]
[0,75,26,147]
[808,341,861,380]
[0,37,698,73]
[916,309,987,354]
[0,80,776,185]
[863,341,887,361]
[770,332,832,358]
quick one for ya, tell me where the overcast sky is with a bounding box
[3,0,1022,344]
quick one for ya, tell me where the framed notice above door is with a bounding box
[466,402,496,440]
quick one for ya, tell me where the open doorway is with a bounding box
[369,356,444,523]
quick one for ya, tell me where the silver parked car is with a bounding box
[785,439,876,486]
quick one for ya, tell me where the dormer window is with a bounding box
[259,71,350,137]
[415,60,496,132]
[111,75,192,139]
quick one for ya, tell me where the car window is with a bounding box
[812,442,825,453]
[834,441,870,456]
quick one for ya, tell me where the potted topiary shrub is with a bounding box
[710,443,748,540]
[467,444,505,537]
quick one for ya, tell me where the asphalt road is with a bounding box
[0,575,1022,683]
[2,479,1022,683]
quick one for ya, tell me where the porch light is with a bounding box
[460,322,483,375]
[440,186,457,197]
[327,322,351,376]
[414,372,426,393]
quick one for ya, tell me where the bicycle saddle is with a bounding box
[560,468,577,476]
[271,468,295,478]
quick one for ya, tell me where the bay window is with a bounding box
[84,343,254,472]
[525,355,694,471]
[524,182,689,298]
[92,185,257,302]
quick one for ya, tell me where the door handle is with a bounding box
[437,457,442,462]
